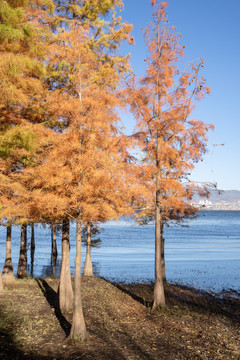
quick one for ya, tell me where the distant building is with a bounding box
[199,200,212,206]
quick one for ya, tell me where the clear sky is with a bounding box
[119,0,240,191]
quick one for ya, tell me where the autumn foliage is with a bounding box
[0,0,213,339]
[126,1,213,309]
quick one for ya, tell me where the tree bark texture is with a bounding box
[30,223,35,277]
[152,131,166,311]
[83,223,93,276]
[152,206,166,310]
[58,218,73,312]
[2,225,15,283]
[70,219,86,339]
[17,224,27,279]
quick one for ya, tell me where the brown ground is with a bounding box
[0,277,239,360]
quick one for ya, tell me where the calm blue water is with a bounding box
[0,211,239,292]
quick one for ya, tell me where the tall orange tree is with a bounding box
[0,0,56,280]
[128,1,213,310]
[12,0,137,340]
[19,101,140,338]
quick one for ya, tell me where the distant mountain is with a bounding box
[194,190,240,203]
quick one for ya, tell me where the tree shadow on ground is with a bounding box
[110,280,240,326]
[110,281,153,308]
[1,277,238,359]
[0,307,58,360]
[165,283,240,326]
[35,278,71,337]
[85,316,156,360]
[81,277,202,360]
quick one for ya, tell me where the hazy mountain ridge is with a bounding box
[194,190,240,203]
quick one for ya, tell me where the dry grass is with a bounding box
[0,277,239,359]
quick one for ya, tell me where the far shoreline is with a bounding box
[198,207,240,211]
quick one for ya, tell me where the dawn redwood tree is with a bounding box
[83,223,103,277]
[70,217,86,339]
[46,0,136,340]
[83,223,93,276]
[0,1,58,273]
[17,224,27,278]
[0,0,57,279]
[128,1,213,310]
[13,0,136,340]
[21,113,139,318]
[58,218,73,312]
[2,224,14,283]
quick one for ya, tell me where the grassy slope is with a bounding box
[0,277,239,360]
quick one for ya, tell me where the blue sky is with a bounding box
[119,0,240,191]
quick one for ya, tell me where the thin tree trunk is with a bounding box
[51,224,58,258]
[2,225,14,283]
[152,130,166,311]
[58,218,73,312]
[52,254,57,278]
[17,224,27,279]
[160,223,166,282]
[83,223,93,276]
[30,223,35,277]
[51,224,57,277]
[70,218,86,339]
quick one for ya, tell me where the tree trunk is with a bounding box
[152,130,166,311]
[30,223,35,277]
[58,218,73,312]
[70,218,86,339]
[51,224,57,277]
[152,209,166,310]
[2,225,14,283]
[17,224,27,279]
[52,254,57,278]
[83,223,93,276]
[51,224,58,258]
[160,223,166,282]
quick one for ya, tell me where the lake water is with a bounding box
[0,211,239,292]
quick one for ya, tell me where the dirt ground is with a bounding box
[0,276,239,360]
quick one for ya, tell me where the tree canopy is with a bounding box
[0,0,214,338]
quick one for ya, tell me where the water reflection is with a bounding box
[92,261,100,277]
[41,257,61,278]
